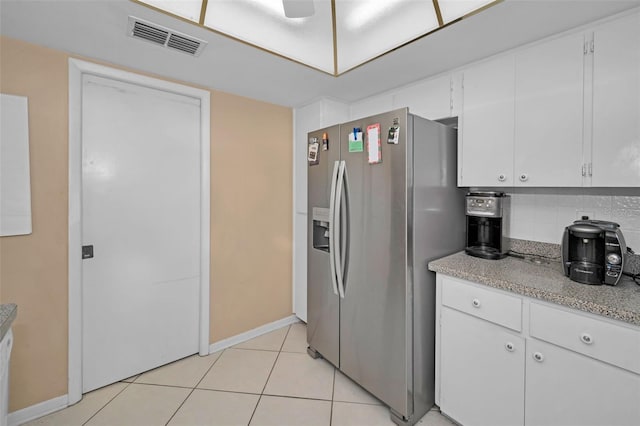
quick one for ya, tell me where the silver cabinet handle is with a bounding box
[472,299,481,308]
[533,352,544,362]
[519,173,529,182]
[505,342,515,352]
[328,161,340,296]
[580,333,593,345]
[498,174,506,182]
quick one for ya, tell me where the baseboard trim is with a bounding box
[8,394,68,426]
[209,315,300,354]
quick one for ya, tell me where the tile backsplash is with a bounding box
[495,188,640,252]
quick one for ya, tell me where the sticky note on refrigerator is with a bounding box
[348,129,363,153]
[367,123,382,164]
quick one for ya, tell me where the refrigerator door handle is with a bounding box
[334,160,346,299]
[339,161,350,298]
[328,160,340,296]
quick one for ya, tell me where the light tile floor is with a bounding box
[26,323,456,426]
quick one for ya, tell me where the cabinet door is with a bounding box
[514,34,585,186]
[526,339,640,426]
[439,307,525,426]
[459,55,515,187]
[591,13,640,187]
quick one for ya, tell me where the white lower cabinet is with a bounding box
[525,338,640,426]
[436,275,640,426]
[440,307,525,426]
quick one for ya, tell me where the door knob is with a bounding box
[519,173,529,182]
[498,174,506,182]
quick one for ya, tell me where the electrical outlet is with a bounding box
[576,211,594,220]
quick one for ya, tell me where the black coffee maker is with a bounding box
[465,192,510,260]
[561,220,626,285]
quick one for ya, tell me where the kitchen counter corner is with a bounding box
[429,252,640,326]
[0,304,17,341]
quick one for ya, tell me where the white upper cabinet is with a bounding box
[591,13,640,187]
[459,55,515,187]
[458,11,639,187]
[514,34,585,187]
[392,74,452,120]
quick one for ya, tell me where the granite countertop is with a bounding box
[0,303,17,341]
[429,252,640,326]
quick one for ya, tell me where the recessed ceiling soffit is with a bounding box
[132,0,502,76]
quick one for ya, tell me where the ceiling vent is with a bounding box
[128,16,207,57]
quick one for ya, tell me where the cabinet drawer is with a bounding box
[530,302,640,374]
[441,277,522,331]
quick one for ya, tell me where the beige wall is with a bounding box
[210,92,293,342]
[0,37,70,411]
[0,36,293,412]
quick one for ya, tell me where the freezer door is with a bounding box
[339,109,412,417]
[307,125,341,367]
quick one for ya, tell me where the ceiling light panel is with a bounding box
[137,0,203,23]
[334,0,439,74]
[204,0,334,73]
[438,0,496,24]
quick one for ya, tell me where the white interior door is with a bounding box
[81,74,201,392]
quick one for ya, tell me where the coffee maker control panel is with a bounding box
[466,197,503,217]
[603,230,625,285]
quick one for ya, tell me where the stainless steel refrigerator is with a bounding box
[307,108,465,425]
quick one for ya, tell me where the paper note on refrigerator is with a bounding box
[348,129,363,153]
[366,123,382,164]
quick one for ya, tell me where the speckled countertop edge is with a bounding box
[429,252,640,326]
[0,304,17,341]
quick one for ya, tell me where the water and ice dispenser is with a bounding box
[312,207,330,252]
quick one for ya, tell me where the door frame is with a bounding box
[67,58,210,404]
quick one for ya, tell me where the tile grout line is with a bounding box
[247,324,292,425]
[193,348,226,390]
[278,323,293,352]
[81,379,135,425]
[329,367,336,426]
[165,349,226,426]
[165,349,225,426]
[126,382,198,391]
[163,387,195,426]
[232,347,281,353]
[259,392,333,403]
